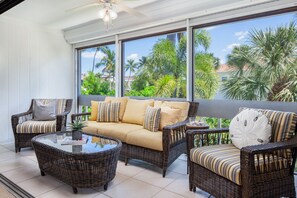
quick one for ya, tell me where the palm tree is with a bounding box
[155,75,176,97]
[194,53,219,99]
[95,46,116,88]
[125,59,138,89]
[223,22,297,102]
[194,30,220,99]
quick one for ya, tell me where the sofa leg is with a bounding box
[125,158,128,166]
[15,146,21,153]
[189,183,193,191]
[162,169,167,178]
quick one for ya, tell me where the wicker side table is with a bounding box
[32,131,122,194]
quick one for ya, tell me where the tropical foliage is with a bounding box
[125,31,219,99]
[222,22,297,102]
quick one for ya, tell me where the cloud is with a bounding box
[203,25,220,31]
[227,43,240,50]
[222,43,240,52]
[127,53,139,62]
[81,51,106,59]
[234,31,248,40]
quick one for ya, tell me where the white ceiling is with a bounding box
[2,0,251,30]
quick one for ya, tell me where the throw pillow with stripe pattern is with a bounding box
[143,106,161,132]
[97,102,120,122]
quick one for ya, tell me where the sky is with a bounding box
[80,12,296,75]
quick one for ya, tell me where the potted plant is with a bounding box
[68,119,87,140]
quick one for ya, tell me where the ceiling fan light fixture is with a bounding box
[97,2,118,29]
[109,9,118,20]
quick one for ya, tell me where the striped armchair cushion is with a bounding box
[16,120,56,134]
[190,144,288,185]
[240,108,297,142]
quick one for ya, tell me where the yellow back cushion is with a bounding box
[122,99,154,125]
[104,97,129,121]
[159,107,181,129]
[154,100,164,108]
[161,101,190,122]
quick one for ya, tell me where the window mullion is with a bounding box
[186,18,194,102]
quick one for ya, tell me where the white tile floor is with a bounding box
[0,143,209,198]
[0,143,296,198]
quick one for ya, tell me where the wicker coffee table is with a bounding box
[32,131,122,194]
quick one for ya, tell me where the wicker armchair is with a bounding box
[11,99,72,153]
[187,109,297,198]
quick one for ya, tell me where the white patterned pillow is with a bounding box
[230,109,272,149]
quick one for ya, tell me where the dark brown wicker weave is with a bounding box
[32,131,122,194]
[71,101,199,177]
[186,127,297,198]
[11,99,73,153]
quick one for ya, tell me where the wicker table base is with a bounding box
[32,131,122,194]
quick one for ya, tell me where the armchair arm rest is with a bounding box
[11,110,33,134]
[186,128,230,158]
[241,137,297,154]
[11,110,33,119]
[241,136,297,177]
[71,112,91,122]
[56,110,72,131]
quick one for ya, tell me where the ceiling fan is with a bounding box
[67,0,146,28]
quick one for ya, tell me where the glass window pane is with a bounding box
[123,31,187,98]
[79,44,116,96]
[194,12,297,102]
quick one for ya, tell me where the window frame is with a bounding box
[75,6,297,118]
[77,41,116,97]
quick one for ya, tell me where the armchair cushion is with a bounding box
[190,144,288,186]
[190,144,241,185]
[16,120,56,134]
[34,99,67,114]
[33,100,57,121]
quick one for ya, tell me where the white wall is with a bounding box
[0,16,73,143]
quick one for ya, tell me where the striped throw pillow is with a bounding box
[97,102,120,122]
[143,106,161,132]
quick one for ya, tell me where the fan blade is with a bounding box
[66,2,100,13]
[117,3,146,18]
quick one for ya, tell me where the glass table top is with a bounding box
[33,131,118,154]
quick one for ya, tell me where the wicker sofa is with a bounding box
[11,99,73,153]
[72,97,199,177]
[187,108,297,198]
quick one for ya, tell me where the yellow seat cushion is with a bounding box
[126,129,163,151]
[16,120,56,133]
[161,101,190,122]
[159,107,181,130]
[97,123,143,142]
[105,97,129,121]
[82,121,117,135]
[122,99,154,125]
